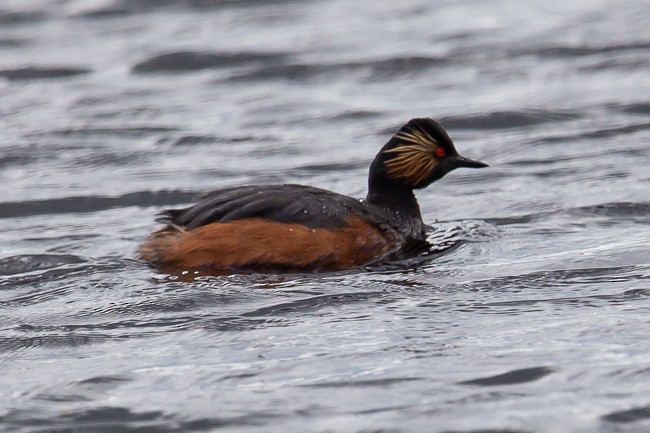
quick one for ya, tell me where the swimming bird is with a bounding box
[140,118,487,274]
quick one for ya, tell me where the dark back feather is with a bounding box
[159,184,368,230]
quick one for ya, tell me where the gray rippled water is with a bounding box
[1,0,649,432]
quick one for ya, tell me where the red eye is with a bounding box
[435,147,445,158]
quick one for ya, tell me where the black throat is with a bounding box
[365,185,425,239]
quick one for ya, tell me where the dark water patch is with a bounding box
[1,266,86,292]
[73,286,251,317]
[574,122,650,140]
[330,110,383,120]
[0,10,46,25]
[171,134,257,146]
[0,406,273,433]
[484,214,537,226]
[132,50,290,73]
[227,62,339,82]
[619,102,650,115]
[503,155,577,167]
[569,202,650,221]
[221,371,260,381]
[27,234,101,245]
[0,316,200,352]
[362,56,447,80]
[0,153,38,168]
[12,317,199,336]
[0,190,198,219]
[442,430,530,433]
[459,367,553,386]
[230,56,445,82]
[577,56,650,72]
[43,126,177,138]
[602,405,650,423]
[531,122,650,144]
[39,317,192,334]
[74,7,133,19]
[32,393,92,403]
[466,266,644,299]
[434,30,479,43]
[487,203,650,228]
[3,145,152,168]
[73,303,197,328]
[519,42,650,58]
[526,166,582,179]
[0,38,28,47]
[0,333,121,352]
[73,150,150,167]
[54,406,163,426]
[32,377,142,404]
[0,254,86,276]
[91,107,169,121]
[607,366,650,379]
[353,414,408,423]
[175,413,282,432]
[440,110,581,130]
[0,283,75,307]
[79,0,302,14]
[476,288,649,312]
[300,377,422,388]
[292,160,367,173]
[199,315,287,332]
[0,259,141,293]
[623,288,650,297]
[0,67,91,81]
[77,375,133,387]
[173,135,218,146]
[241,291,385,317]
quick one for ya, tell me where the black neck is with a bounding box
[365,185,423,222]
[365,143,426,237]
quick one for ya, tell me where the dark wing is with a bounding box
[159,184,366,230]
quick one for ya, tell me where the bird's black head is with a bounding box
[368,118,488,193]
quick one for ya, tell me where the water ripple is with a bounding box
[1,0,649,431]
[0,67,91,81]
[459,367,554,386]
[0,191,197,219]
[440,110,581,130]
[132,50,291,73]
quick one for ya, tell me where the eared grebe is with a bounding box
[140,118,487,274]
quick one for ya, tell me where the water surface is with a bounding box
[1,0,650,432]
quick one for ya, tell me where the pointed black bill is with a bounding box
[452,155,489,169]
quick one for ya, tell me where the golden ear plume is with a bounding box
[383,126,439,186]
